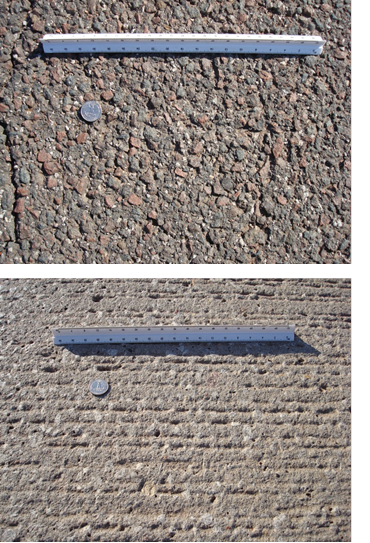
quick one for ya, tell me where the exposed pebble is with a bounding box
[128,194,142,206]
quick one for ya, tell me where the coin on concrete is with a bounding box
[80,101,102,122]
[89,379,109,396]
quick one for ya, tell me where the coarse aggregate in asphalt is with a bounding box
[0,278,351,541]
[0,1,350,263]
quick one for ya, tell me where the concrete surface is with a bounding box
[0,279,351,541]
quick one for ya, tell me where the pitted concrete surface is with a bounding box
[0,279,351,541]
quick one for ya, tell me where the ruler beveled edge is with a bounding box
[40,33,324,43]
[52,324,296,332]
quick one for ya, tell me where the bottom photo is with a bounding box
[0,278,351,542]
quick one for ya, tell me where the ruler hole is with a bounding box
[96,339,99,342]
[186,337,189,340]
[84,339,87,342]
[93,48,96,51]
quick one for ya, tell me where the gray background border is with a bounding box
[0,264,354,279]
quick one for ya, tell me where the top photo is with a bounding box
[0,0,350,264]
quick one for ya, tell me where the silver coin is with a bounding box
[80,101,102,122]
[89,379,109,396]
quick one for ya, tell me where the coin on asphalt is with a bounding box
[80,101,102,122]
[89,379,109,396]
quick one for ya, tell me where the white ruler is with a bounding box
[40,33,324,55]
[53,325,295,345]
